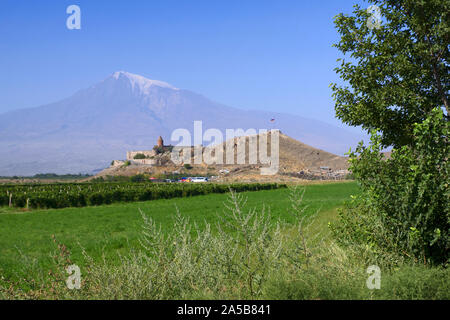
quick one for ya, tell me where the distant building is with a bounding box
[124,136,172,165]
[157,136,164,148]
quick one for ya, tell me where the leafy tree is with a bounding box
[331,1,450,265]
[332,109,449,265]
[331,0,449,148]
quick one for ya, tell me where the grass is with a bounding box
[1,180,448,300]
[0,181,358,286]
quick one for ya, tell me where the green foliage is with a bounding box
[133,153,146,160]
[152,145,173,155]
[0,190,287,299]
[130,174,147,183]
[183,164,193,170]
[123,160,131,167]
[331,0,449,148]
[264,262,449,300]
[153,146,164,154]
[0,173,91,181]
[376,264,450,300]
[0,183,357,288]
[0,182,286,209]
[1,186,448,300]
[32,173,91,180]
[90,175,131,183]
[331,109,449,265]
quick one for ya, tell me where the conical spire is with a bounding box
[157,136,164,147]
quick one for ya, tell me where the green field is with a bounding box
[0,182,284,209]
[0,182,358,283]
[2,181,447,300]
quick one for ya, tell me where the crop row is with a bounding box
[0,182,286,209]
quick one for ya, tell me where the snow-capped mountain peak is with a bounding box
[111,71,179,92]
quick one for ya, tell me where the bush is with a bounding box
[153,146,164,154]
[133,153,146,160]
[332,109,449,265]
[183,164,193,170]
[264,262,450,300]
[122,161,131,167]
[376,264,450,300]
[130,174,146,183]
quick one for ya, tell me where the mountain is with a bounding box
[0,71,362,176]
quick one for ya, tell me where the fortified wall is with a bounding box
[126,150,156,161]
[117,136,170,166]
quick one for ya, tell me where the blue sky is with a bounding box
[0,0,368,133]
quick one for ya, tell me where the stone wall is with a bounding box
[111,160,125,167]
[130,159,158,165]
[126,150,156,160]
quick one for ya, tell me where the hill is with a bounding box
[97,131,350,182]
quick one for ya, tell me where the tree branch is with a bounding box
[431,59,449,115]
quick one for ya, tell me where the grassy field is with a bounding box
[0,181,358,284]
[1,180,448,300]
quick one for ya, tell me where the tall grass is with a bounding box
[1,188,448,300]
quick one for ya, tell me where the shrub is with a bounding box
[183,164,193,170]
[130,174,146,183]
[122,161,131,167]
[332,109,449,265]
[133,153,146,160]
[263,262,450,300]
[153,146,164,154]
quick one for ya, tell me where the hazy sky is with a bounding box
[0,0,368,133]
